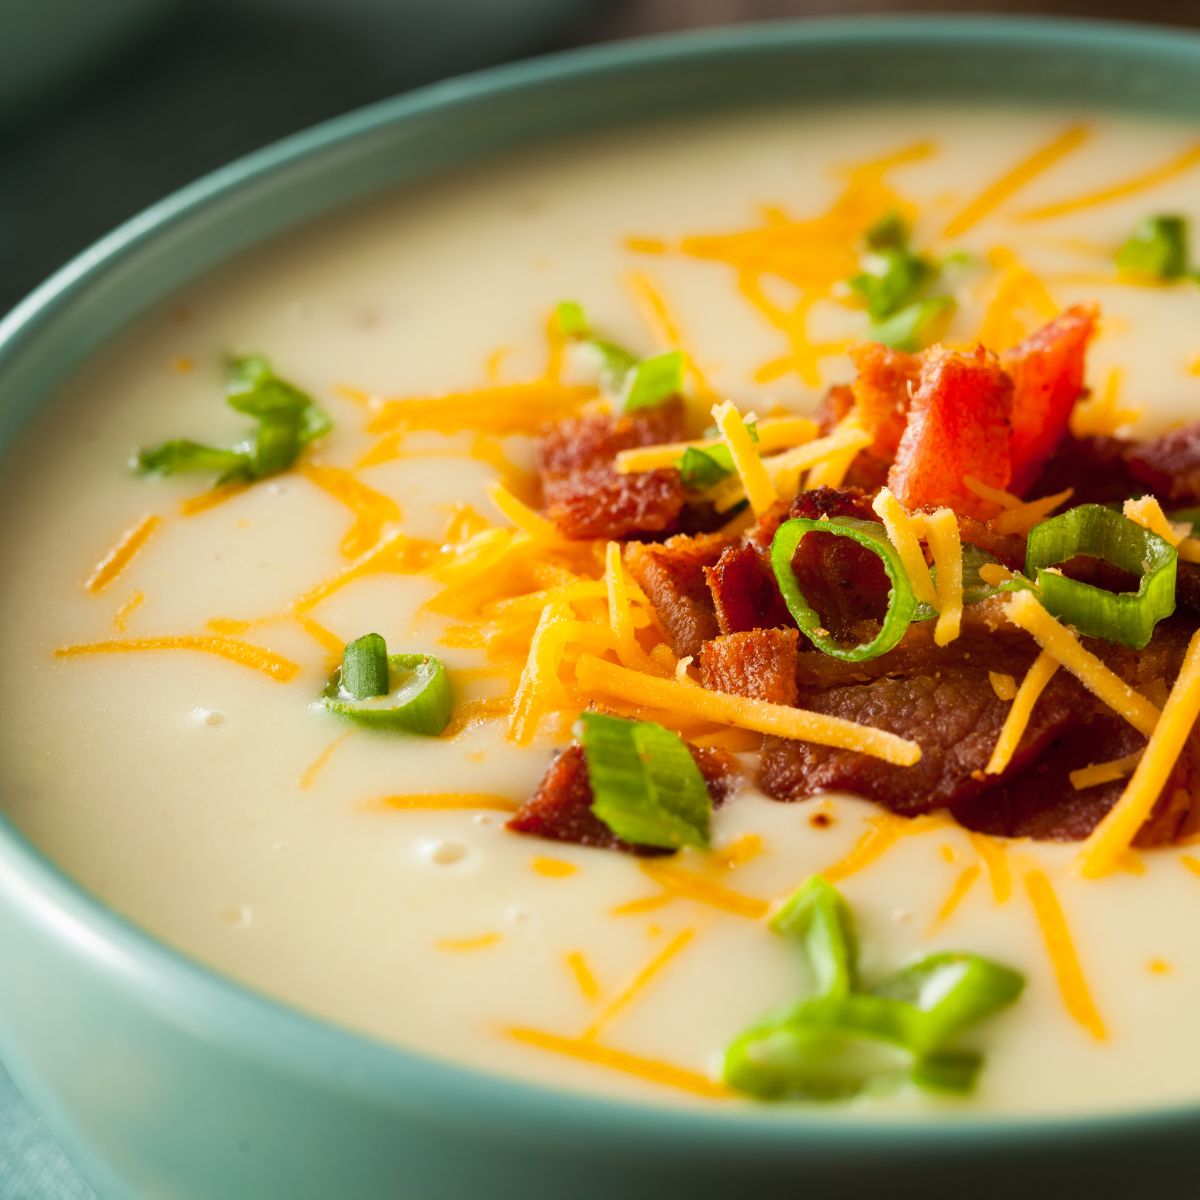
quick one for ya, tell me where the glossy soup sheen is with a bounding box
[3,106,1200,1116]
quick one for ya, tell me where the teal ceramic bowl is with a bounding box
[4,17,1200,1199]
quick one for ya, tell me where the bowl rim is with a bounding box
[4,11,1200,1149]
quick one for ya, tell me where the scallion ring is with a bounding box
[770,517,917,661]
[323,636,452,734]
[1024,503,1177,649]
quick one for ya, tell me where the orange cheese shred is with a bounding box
[84,513,162,594]
[54,635,299,682]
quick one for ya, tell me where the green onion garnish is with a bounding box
[135,354,331,484]
[845,215,958,350]
[579,712,712,850]
[722,876,1024,1102]
[1024,503,1177,649]
[769,876,858,998]
[866,294,955,352]
[555,299,683,411]
[339,632,390,700]
[770,516,917,661]
[676,422,759,490]
[323,637,451,735]
[912,544,1028,622]
[1115,214,1190,281]
[621,349,686,412]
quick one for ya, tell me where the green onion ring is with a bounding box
[323,650,452,734]
[769,516,917,662]
[1025,504,1177,649]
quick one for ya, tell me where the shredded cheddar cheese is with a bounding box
[1123,496,1200,563]
[613,415,819,474]
[575,654,921,765]
[298,732,351,791]
[487,481,562,544]
[301,463,400,557]
[1077,627,1200,878]
[991,488,1074,537]
[532,856,578,879]
[871,488,937,607]
[54,635,299,683]
[820,812,951,883]
[367,380,595,436]
[927,864,981,933]
[437,932,503,952]
[1024,868,1107,1041]
[967,832,1013,904]
[1069,752,1143,791]
[565,951,602,1000]
[1005,591,1162,736]
[989,672,1017,702]
[1018,140,1200,222]
[505,1027,728,1100]
[84,513,162,594]
[712,401,776,516]
[639,861,769,920]
[923,507,963,646]
[367,793,520,813]
[112,590,145,633]
[508,599,574,745]
[942,123,1091,238]
[582,928,696,1040]
[985,651,1060,775]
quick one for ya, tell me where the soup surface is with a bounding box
[3,105,1200,1116]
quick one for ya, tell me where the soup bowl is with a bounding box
[3,16,1200,1199]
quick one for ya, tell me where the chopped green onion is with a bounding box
[1115,214,1190,281]
[135,354,331,484]
[135,439,252,479]
[323,640,451,735]
[555,300,589,337]
[867,294,955,352]
[770,876,858,998]
[770,517,917,661]
[340,633,390,700]
[1025,503,1177,649]
[912,544,1029,622]
[622,349,686,412]
[850,248,934,321]
[722,876,1025,1103]
[579,712,711,850]
[864,210,908,252]
[678,445,733,489]
[870,951,1025,1054]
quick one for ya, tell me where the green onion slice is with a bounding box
[770,876,859,999]
[135,353,331,484]
[721,876,1025,1103]
[622,349,686,412]
[678,444,734,489]
[867,294,955,351]
[339,632,390,700]
[850,247,934,321]
[579,712,711,850]
[770,517,917,661]
[1025,503,1177,649]
[912,544,1029,622]
[870,952,1026,1054]
[1115,214,1190,281]
[323,640,451,735]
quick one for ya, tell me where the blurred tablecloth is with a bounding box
[3,0,1197,1195]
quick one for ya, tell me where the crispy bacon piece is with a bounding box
[1126,422,1200,504]
[624,532,730,658]
[849,342,920,460]
[1003,305,1097,493]
[951,716,1200,847]
[538,398,689,540]
[759,639,1080,816]
[538,397,686,473]
[507,741,738,855]
[699,628,800,706]
[817,383,855,434]
[544,467,685,540]
[706,545,793,634]
[888,345,1014,518]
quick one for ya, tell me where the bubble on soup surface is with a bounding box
[424,839,469,865]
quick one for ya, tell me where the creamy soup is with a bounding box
[3,106,1200,1116]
